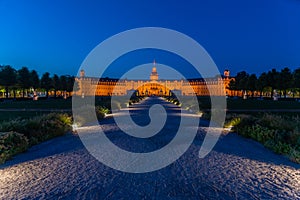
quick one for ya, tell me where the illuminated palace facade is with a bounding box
[76,63,237,97]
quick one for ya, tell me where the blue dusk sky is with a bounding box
[0,0,299,79]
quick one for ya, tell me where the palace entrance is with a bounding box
[136,82,171,97]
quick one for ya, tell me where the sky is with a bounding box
[0,0,300,79]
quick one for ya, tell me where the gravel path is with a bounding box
[0,97,299,199]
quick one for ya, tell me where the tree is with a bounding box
[292,68,300,97]
[59,75,67,91]
[266,69,279,98]
[227,79,237,92]
[278,67,293,98]
[59,75,67,98]
[17,67,31,98]
[66,76,75,93]
[246,74,257,97]
[0,65,17,98]
[52,74,60,98]
[41,72,52,98]
[73,79,80,96]
[236,71,249,96]
[66,75,79,96]
[30,70,40,90]
[257,72,268,97]
[227,71,249,97]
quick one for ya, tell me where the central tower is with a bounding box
[150,60,159,81]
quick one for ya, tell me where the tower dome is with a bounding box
[80,69,85,77]
[150,60,159,81]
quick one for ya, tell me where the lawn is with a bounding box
[0,111,72,121]
[0,98,72,109]
[196,96,300,111]
[227,98,300,110]
[1,96,300,111]
[0,96,141,121]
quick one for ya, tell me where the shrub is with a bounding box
[0,132,29,164]
[232,115,256,134]
[96,106,110,119]
[0,113,72,146]
[73,105,110,126]
[201,112,211,120]
[241,124,274,143]
[73,105,95,126]
[0,119,27,133]
[289,148,300,163]
[23,113,72,145]
[224,116,241,128]
[101,100,121,110]
[228,113,300,164]
[111,100,121,110]
[258,114,296,132]
[188,104,200,113]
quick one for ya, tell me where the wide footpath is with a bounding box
[0,97,299,199]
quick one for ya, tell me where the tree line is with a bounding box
[228,67,300,98]
[0,65,77,99]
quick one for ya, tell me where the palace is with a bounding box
[75,62,236,97]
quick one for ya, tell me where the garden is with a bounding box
[166,96,300,164]
[0,96,144,164]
